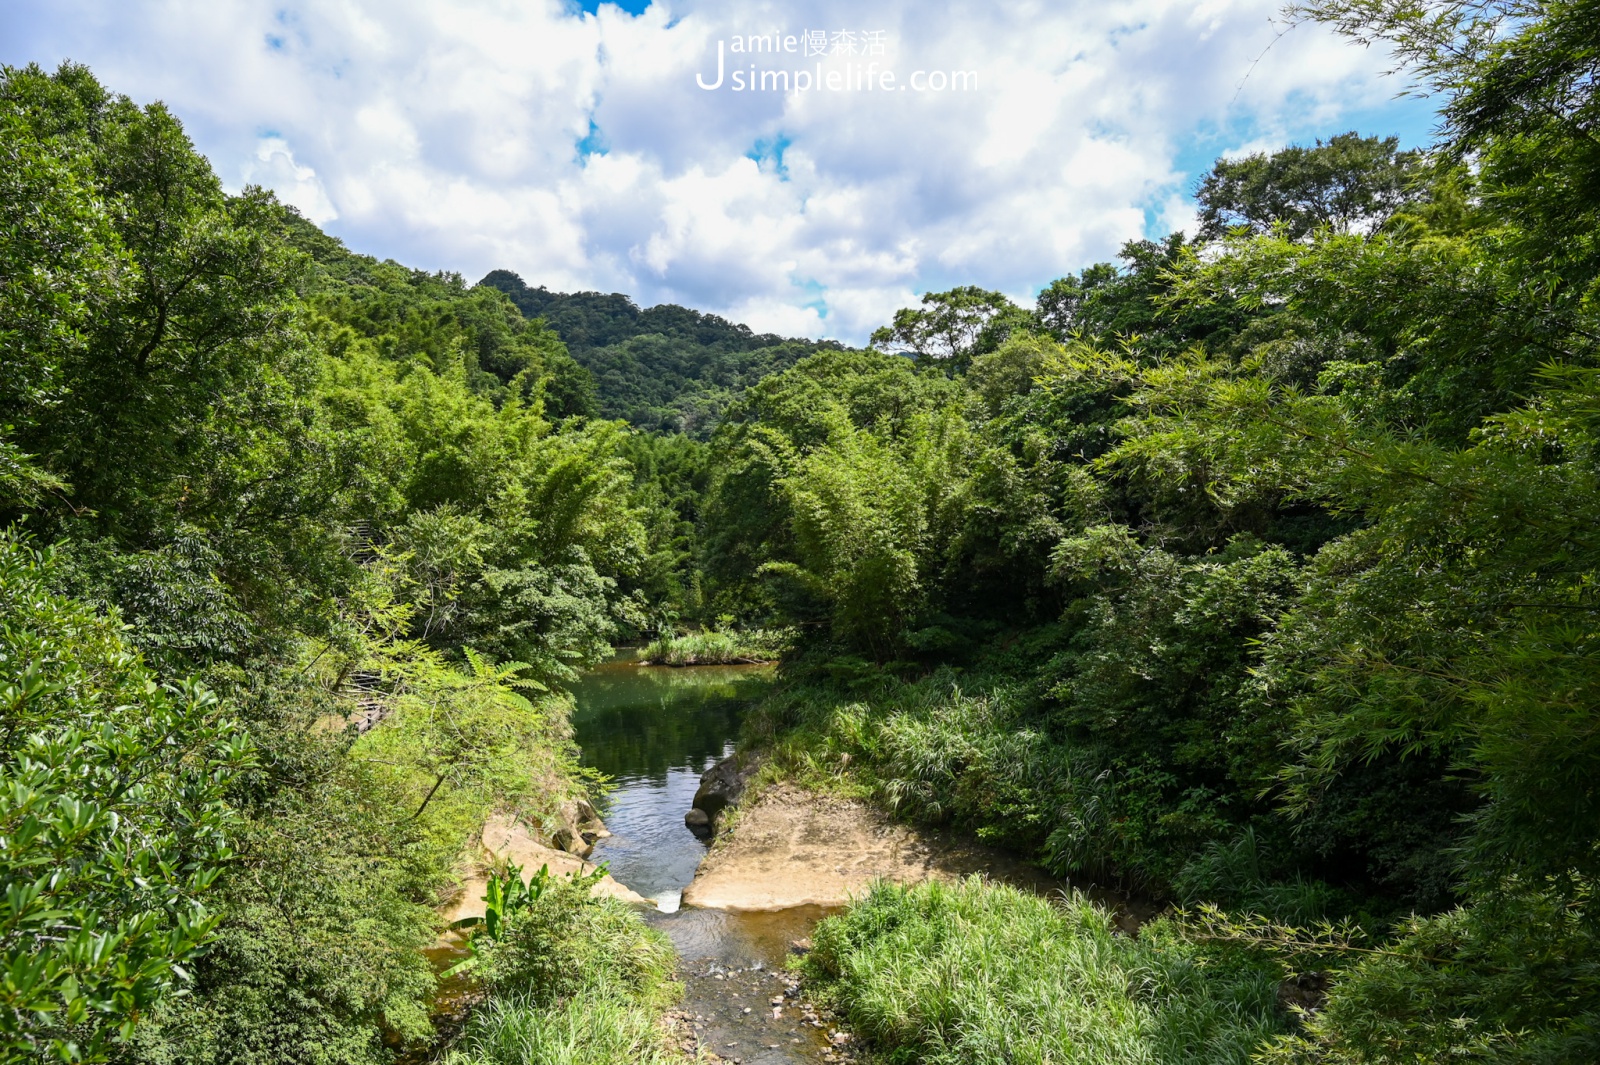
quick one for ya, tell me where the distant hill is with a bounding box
[481,270,838,437]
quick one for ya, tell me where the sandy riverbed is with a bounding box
[681,782,1061,911]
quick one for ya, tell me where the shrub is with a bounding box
[639,628,790,665]
[0,533,255,1063]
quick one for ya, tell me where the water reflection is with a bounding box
[569,651,773,903]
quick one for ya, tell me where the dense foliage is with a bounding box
[7,0,1600,1059]
[0,60,666,1065]
[805,878,1284,1065]
[701,2,1600,1059]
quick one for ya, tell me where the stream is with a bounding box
[569,652,843,1064]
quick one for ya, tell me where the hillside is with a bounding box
[481,269,835,437]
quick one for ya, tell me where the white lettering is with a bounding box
[696,40,725,90]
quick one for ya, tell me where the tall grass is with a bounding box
[443,991,679,1065]
[640,628,790,665]
[805,877,1286,1065]
[443,877,682,1065]
[746,670,1068,854]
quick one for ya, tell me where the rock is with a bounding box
[692,752,757,823]
[437,815,649,933]
[1277,971,1331,1020]
[550,826,593,858]
[549,798,612,855]
[684,807,712,835]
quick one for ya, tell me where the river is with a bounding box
[569,651,842,1064]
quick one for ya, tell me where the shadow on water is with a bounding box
[571,653,844,1063]
[570,651,774,907]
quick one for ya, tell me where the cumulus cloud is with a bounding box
[245,137,338,223]
[0,0,1430,342]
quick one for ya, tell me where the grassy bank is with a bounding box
[640,628,790,665]
[442,874,684,1065]
[804,878,1285,1065]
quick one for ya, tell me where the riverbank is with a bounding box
[678,779,1290,1065]
[681,782,1065,911]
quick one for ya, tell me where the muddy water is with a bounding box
[570,653,843,1064]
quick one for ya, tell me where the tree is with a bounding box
[871,286,1032,373]
[0,532,253,1063]
[0,100,111,509]
[2,64,307,539]
[1033,235,1247,357]
[1195,131,1425,240]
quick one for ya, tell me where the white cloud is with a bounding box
[0,0,1429,343]
[245,137,338,223]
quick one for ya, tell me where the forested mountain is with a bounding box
[6,1,1600,1062]
[480,270,832,437]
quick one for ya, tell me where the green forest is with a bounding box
[4,1,1600,1062]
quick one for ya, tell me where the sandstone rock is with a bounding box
[681,782,1062,910]
[550,826,593,858]
[549,797,610,855]
[438,815,649,933]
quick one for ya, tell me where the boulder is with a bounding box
[549,797,611,857]
[692,752,757,821]
[684,807,712,835]
[550,826,591,858]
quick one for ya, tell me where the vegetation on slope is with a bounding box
[0,60,677,1064]
[481,270,834,437]
[443,874,681,1065]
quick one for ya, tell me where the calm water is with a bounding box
[569,651,774,909]
[570,652,839,1065]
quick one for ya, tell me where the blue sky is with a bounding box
[1,0,1435,342]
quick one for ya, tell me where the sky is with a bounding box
[1,0,1436,344]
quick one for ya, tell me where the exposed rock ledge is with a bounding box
[440,815,650,929]
[681,782,1060,911]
